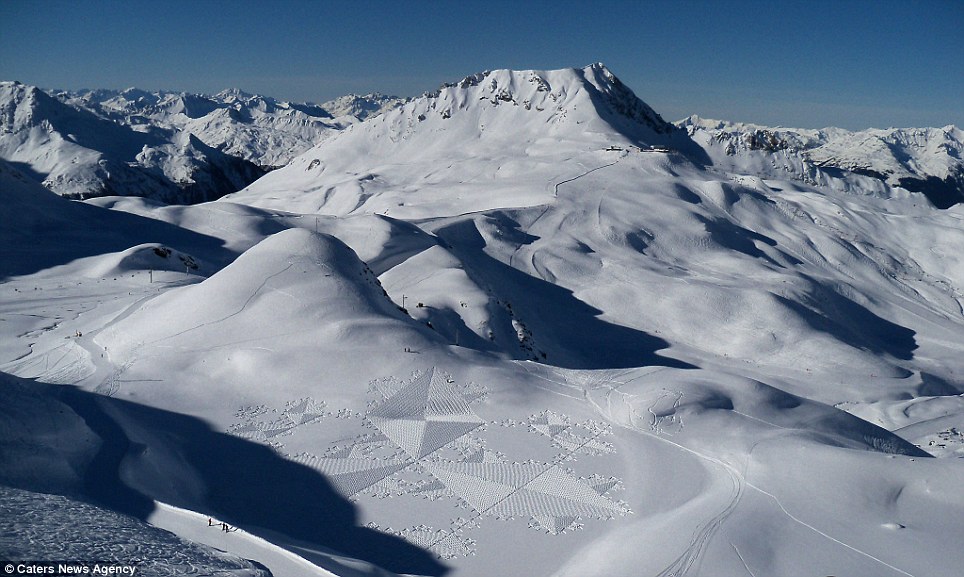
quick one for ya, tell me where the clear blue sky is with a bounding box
[1,0,961,130]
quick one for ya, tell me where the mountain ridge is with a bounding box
[680,115,964,207]
[227,64,697,216]
[1,81,266,203]
[2,64,964,577]
[57,86,351,169]
[5,65,962,207]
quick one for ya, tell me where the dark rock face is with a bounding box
[898,169,964,209]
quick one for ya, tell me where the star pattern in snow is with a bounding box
[229,397,328,447]
[228,367,630,558]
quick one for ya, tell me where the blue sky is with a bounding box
[1,0,961,130]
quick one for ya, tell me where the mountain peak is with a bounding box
[578,63,675,135]
[216,87,255,100]
[320,92,407,120]
[229,65,687,217]
[584,61,615,79]
[417,64,675,140]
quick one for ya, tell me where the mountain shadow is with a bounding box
[436,219,695,370]
[778,276,918,361]
[0,374,448,576]
[69,387,448,576]
[898,171,964,209]
[0,198,237,280]
[0,164,292,279]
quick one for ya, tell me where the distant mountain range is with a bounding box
[2,74,962,208]
[57,87,407,168]
[0,81,405,203]
[681,116,964,208]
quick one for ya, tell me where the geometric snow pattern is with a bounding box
[290,453,411,496]
[366,520,478,560]
[228,397,328,445]
[227,368,631,558]
[368,417,482,459]
[421,459,629,528]
[525,410,616,455]
[528,513,583,534]
[364,368,485,460]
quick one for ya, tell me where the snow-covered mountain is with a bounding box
[681,116,964,208]
[2,65,963,577]
[320,92,409,121]
[0,82,409,203]
[58,87,364,169]
[10,75,961,210]
[1,81,266,203]
[228,63,687,216]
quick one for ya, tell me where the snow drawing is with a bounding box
[228,367,631,558]
[228,397,329,449]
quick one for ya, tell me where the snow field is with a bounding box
[2,65,963,576]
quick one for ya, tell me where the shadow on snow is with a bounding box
[0,374,449,577]
[436,219,694,371]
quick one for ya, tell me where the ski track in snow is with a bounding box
[512,365,921,577]
[13,339,91,385]
[743,480,915,577]
[730,542,758,577]
[513,363,744,575]
[508,364,738,576]
[509,156,621,272]
[585,373,921,577]
[552,158,621,198]
[90,261,300,397]
[146,262,296,345]
[0,277,196,392]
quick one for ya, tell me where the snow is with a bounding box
[320,93,409,122]
[680,115,964,207]
[147,502,341,577]
[1,486,271,576]
[2,65,964,577]
[52,86,408,171]
[0,82,266,204]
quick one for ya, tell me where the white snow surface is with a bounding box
[320,93,409,123]
[56,87,362,169]
[0,82,408,203]
[680,115,964,180]
[2,65,964,577]
[679,115,964,207]
[0,82,267,203]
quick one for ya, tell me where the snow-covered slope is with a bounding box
[227,63,685,217]
[2,65,963,577]
[0,82,265,203]
[681,116,964,208]
[0,82,404,203]
[0,373,277,576]
[0,158,244,279]
[227,64,964,384]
